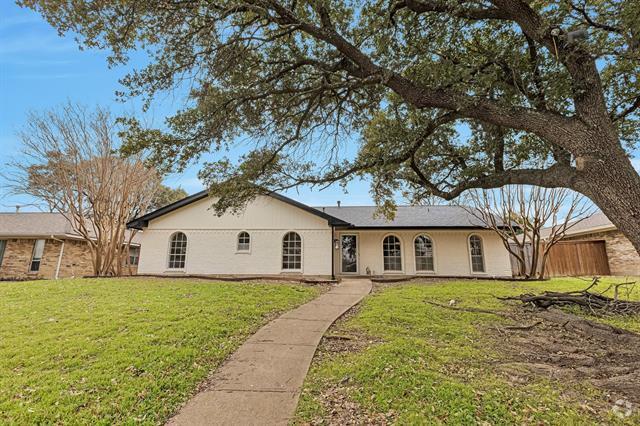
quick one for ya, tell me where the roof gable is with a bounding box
[127,191,350,229]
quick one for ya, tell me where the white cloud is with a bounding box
[0,58,75,66]
[0,13,43,31]
[0,34,78,55]
[7,73,84,80]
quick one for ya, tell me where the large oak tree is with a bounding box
[20,0,640,253]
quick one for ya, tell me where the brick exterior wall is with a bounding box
[564,230,640,276]
[0,238,138,280]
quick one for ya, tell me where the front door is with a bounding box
[340,234,358,274]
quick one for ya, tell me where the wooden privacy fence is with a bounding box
[544,240,610,277]
[510,240,610,277]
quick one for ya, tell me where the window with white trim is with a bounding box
[237,232,250,251]
[29,239,45,272]
[414,235,434,272]
[282,232,302,270]
[383,235,402,271]
[0,240,6,267]
[469,235,485,273]
[168,232,187,269]
[128,246,140,266]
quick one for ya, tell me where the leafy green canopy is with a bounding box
[148,185,189,212]
[20,0,639,214]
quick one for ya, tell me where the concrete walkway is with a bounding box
[167,279,372,426]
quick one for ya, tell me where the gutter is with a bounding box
[50,235,65,280]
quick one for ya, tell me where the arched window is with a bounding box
[383,235,402,272]
[469,235,485,273]
[414,235,434,272]
[282,232,302,270]
[237,231,250,251]
[168,232,187,269]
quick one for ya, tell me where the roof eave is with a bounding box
[334,225,498,230]
[0,233,69,239]
[561,224,617,238]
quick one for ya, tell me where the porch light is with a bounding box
[333,238,340,250]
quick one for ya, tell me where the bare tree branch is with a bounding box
[465,186,593,279]
[3,103,161,276]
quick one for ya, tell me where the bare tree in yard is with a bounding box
[20,1,640,253]
[467,186,592,279]
[6,103,160,276]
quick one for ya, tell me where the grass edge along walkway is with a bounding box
[0,277,320,425]
[167,278,372,426]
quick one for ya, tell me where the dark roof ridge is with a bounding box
[314,204,463,208]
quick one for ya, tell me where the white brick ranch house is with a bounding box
[127,191,513,279]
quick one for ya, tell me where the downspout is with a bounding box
[331,225,335,281]
[51,235,65,280]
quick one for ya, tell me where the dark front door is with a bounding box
[341,234,358,273]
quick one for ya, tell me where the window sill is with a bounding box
[235,250,251,254]
[415,271,436,274]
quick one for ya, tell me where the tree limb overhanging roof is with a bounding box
[127,191,505,230]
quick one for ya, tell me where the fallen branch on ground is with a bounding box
[538,308,640,342]
[325,334,353,341]
[498,278,640,316]
[502,321,542,331]
[425,301,511,317]
[426,300,544,332]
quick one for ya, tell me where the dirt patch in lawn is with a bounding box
[491,306,640,416]
[302,305,391,425]
[305,303,640,424]
[311,303,383,363]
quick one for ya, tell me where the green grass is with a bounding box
[295,277,640,425]
[0,278,319,425]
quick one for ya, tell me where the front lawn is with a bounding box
[295,277,640,425]
[0,278,319,424]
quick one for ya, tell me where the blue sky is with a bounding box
[0,2,372,211]
[1,2,638,213]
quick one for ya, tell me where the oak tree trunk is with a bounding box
[574,145,640,255]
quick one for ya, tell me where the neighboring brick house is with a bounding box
[0,212,140,280]
[546,212,640,276]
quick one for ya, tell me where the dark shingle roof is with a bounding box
[0,212,76,237]
[316,205,494,228]
[0,212,141,243]
[126,189,498,230]
[540,211,614,239]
